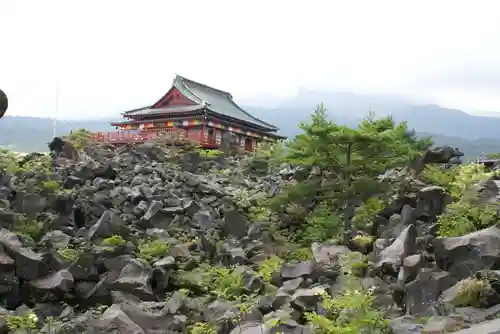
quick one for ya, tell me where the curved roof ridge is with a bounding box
[176,74,232,97]
[173,75,205,105]
[122,105,152,115]
[176,75,277,130]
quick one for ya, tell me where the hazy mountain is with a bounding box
[246,91,500,140]
[245,105,500,160]
[0,116,113,152]
[467,111,500,118]
[2,91,500,160]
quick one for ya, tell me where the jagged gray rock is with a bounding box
[0,139,497,333]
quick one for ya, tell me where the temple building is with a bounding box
[92,75,284,151]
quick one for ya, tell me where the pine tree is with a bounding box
[276,104,432,242]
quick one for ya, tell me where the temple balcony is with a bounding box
[90,128,255,151]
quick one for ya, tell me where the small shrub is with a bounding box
[437,201,498,237]
[296,201,343,246]
[338,252,366,275]
[305,288,388,333]
[0,149,21,173]
[351,235,374,253]
[17,154,52,174]
[351,235,373,247]
[6,311,38,331]
[420,165,457,190]
[64,128,94,151]
[452,278,491,308]
[41,180,61,192]
[101,235,128,246]
[203,267,246,301]
[350,261,370,277]
[234,294,259,316]
[188,322,217,334]
[137,239,170,263]
[450,163,496,199]
[57,247,81,262]
[352,197,385,230]
[247,200,271,223]
[283,247,314,262]
[264,311,292,330]
[257,256,284,282]
[13,216,44,242]
[233,188,251,208]
[197,149,223,159]
[251,140,287,174]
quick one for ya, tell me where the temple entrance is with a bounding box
[244,138,252,151]
[208,128,215,144]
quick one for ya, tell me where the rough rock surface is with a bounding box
[0,139,496,333]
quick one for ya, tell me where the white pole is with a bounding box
[53,80,59,138]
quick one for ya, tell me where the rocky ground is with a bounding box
[0,138,498,333]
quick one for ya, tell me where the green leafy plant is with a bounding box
[247,198,272,222]
[232,188,251,208]
[349,260,370,277]
[13,216,44,242]
[197,149,223,159]
[101,235,128,246]
[0,148,21,173]
[137,239,170,263]
[296,201,343,246]
[449,163,496,199]
[452,278,492,308]
[6,311,38,331]
[352,197,385,230]
[305,287,389,333]
[41,180,61,192]
[271,105,431,243]
[282,246,314,262]
[203,266,246,301]
[351,235,374,250]
[188,322,217,334]
[17,153,52,174]
[257,256,284,282]
[250,140,288,174]
[58,247,81,262]
[64,128,94,151]
[420,165,458,190]
[437,201,498,237]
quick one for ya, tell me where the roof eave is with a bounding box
[124,109,204,118]
[224,99,278,130]
[123,105,152,115]
[206,109,279,132]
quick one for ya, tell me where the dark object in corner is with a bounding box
[0,89,7,119]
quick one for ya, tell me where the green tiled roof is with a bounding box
[173,75,278,131]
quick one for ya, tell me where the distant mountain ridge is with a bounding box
[0,116,113,152]
[2,91,500,159]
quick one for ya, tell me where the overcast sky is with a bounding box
[1,0,499,119]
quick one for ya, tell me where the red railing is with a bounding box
[91,128,217,147]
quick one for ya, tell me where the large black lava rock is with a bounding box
[0,89,7,118]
